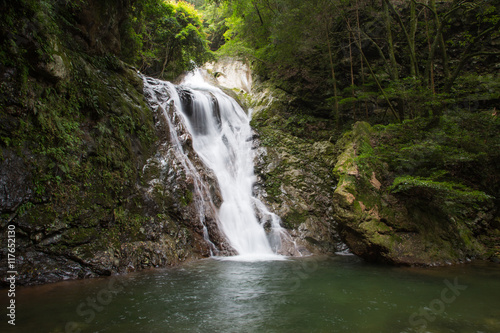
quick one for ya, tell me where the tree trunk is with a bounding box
[424,5,435,94]
[418,0,462,89]
[384,0,419,78]
[326,23,340,127]
[356,0,368,118]
[348,25,356,121]
[409,1,418,78]
[429,0,450,81]
[160,43,171,78]
[383,0,399,81]
[347,19,401,122]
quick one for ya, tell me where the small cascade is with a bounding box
[143,70,297,259]
[142,77,221,254]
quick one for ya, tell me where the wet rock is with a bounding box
[205,58,253,94]
[249,86,342,255]
[0,0,216,287]
[0,150,33,214]
[37,54,68,82]
[331,122,490,266]
[141,77,234,256]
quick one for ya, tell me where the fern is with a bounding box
[389,175,493,205]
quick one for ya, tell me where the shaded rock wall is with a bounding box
[332,122,497,265]
[222,60,499,265]
[0,0,221,286]
[244,82,344,255]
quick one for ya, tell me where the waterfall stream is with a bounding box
[143,70,292,260]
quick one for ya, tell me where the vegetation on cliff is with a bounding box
[331,117,499,265]
[1,0,499,283]
[199,0,500,125]
[121,0,213,79]
[202,0,500,263]
[0,0,216,285]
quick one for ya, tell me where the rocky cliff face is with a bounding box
[214,59,499,265]
[206,60,345,255]
[0,0,223,286]
[331,121,499,265]
[247,88,345,254]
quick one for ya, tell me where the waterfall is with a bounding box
[143,70,290,260]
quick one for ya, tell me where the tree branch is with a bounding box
[384,0,419,77]
[445,21,500,92]
[346,19,401,122]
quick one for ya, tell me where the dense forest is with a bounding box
[0,0,499,286]
[194,0,500,120]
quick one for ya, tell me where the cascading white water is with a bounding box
[142,76,220,254]
[143,70,289,260]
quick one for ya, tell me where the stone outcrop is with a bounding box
[231,66,498,265]
[332,122,494,265]
[244,82,345,255]
[0,1,224,286]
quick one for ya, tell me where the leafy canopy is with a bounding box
[122,0,212,80]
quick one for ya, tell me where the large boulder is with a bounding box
[332,122,492,265]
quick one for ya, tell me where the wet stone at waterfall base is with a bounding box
[142,69,302,260]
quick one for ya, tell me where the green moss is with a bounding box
[331,116,500,264]
[180,190,193,207]
[359,220,391,234]
[389,176,492,207]
[62,227,99,245]
[282,208,308,229]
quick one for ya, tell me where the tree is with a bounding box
[122,0,212,80]
[217,0,499,122]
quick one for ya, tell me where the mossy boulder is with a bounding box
[332,121,496,265]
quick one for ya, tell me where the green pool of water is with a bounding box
[3,255,500,332]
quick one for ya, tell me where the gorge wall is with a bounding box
[237,74,500,266]
[1,0,499,287]
[0,0,224,286]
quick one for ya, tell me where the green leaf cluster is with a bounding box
[121,0,213,80]
[368,110,500,213]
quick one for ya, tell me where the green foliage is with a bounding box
[369,110,500,211]
[389,176,492,207]
[121,0,213,80]
[200,2,229,50]
[212,0,500,126]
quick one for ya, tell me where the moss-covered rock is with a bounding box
[249,80,343,255]
[332,121,498,265]
[0,0,213,286]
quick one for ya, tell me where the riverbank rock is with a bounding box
[246,81,344,255]
[332,121,496,265]
[0,1,221,286]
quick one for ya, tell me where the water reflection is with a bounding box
[3,257,500,333]
[209,261,284,331]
